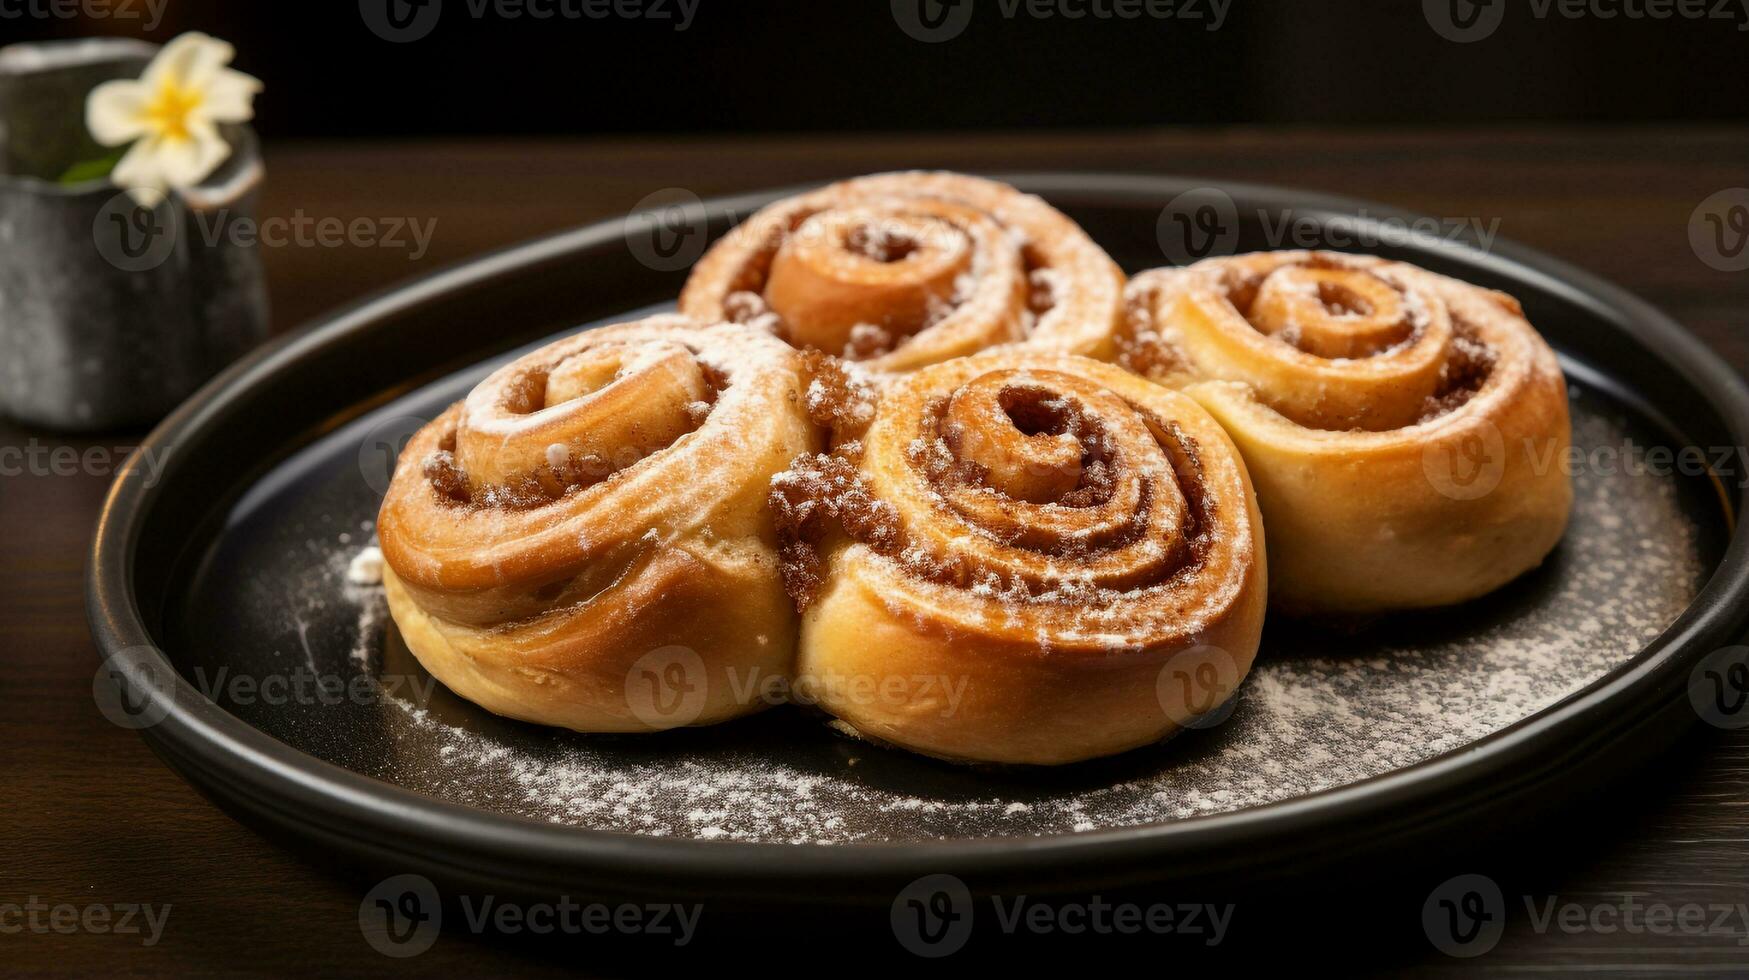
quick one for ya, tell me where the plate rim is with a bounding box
[87,172,1749,897]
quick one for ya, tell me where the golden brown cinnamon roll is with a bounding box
[680,172,1125,372]
[378,315,818,732]
[772,349,1267,765]
[1120,251,1572,614]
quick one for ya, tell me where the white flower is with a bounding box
[84,32,262,207]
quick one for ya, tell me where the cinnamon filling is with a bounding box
[1247,265,1415,359]
[1022,243,1058,319]
[844,223,921,263]
[1116,280,1191,380]
[425,344,728,511]
[1125,257,1499,430]
[769,372,1216,611]
[799,350,878,442]
[1417,319,1494,421]
[713,200,1026,362]
[769,451,900,609]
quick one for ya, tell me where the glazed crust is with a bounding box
[377,315,818,731]
[680,171,1125,371]
[1118,251,1573,614]
[785,349,1267,765]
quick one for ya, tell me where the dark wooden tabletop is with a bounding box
[5,127,1748,976]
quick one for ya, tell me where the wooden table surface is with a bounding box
[5,127,1748,976]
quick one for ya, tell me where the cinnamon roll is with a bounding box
[680,172,1125,372]
[772,349,1267,765]
[377,316,818,732]
[1119,251,1572,614]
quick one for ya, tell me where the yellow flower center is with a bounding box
[145,80,204,143]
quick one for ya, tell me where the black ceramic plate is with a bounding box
[89,175,1749,903]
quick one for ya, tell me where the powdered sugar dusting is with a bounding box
[315,404,1705,844]
[185,339,1706,849]
[346,546,384,586]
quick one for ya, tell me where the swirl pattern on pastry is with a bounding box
[771,348,1267,765]
[378,315,819,732]
[680,172,1125,372]
[1120,251,1572,613]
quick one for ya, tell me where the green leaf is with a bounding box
[57,148,127,185]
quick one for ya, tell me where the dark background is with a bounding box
[6,0,1748,137]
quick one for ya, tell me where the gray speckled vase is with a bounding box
[0,38,269,432]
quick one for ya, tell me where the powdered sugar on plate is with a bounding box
[182,348,1707,847]
[305,400,1704,845]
